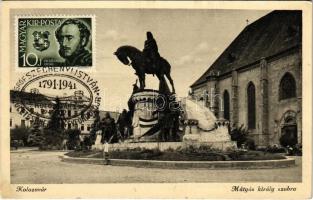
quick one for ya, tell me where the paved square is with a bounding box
[10,150,302,183]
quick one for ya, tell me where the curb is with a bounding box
[61,155,296,169]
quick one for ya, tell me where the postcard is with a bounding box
[0,1,312,199]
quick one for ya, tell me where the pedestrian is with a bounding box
[103,141,109,165]
[103,134,115,165]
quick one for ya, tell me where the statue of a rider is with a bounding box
[142,31,160,73]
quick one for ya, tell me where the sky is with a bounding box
[11,9,271,112]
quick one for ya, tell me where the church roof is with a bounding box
[191,10,302,88]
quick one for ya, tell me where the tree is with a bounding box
[41,97,66,149]
[46,97,65,132]
[27,117,45,147]
[89,108,101,144]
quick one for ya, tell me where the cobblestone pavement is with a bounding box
[10,150,302,184]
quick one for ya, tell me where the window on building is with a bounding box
[10,119,12,127]
[68,110,71,117]
[21,120,26,127]
[81,125,84,131]
[10,106,12,112]
[279,72,296,100]
[247,82,256,129]
[87,125,91,131]
[41,109,46,114]
[74,110,78,116]
[30,107,34,113]
[68,123,71,129]
[223,90,230,120]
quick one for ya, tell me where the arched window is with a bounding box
[247,82,256,129]
[279,72,296,100]
[223,90,230,120]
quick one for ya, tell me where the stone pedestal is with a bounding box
[131,89,160,141]
[91,130,103,150]
[183,119,237,150]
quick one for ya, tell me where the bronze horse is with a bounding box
[114,45,175,93]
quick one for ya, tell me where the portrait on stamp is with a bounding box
[55,19,92,66]
[18,17,93,67]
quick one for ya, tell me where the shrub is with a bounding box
[66,147,286,161]
[82,136,93,150]
[140,148,162,159]
[227,150,285,160]
[40,129,65,150]
[166,147,175,152]
[10,126,31,146]
[198,145,214,152]
[244,138,256,150]
[286,144,302,156]
[27,130,45,147]
[230,124,255,150]
[66,150,101,158]
[65,129,81,150]
[180,145,197,154]
[264,144,286,153]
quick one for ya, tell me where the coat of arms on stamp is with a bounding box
[17,17,94,67]
[32,31,50,51]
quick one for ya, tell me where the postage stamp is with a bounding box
[17,17,94,68]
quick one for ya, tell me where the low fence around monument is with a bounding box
[61,155,296,169]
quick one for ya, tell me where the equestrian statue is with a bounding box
[114,32,175,94]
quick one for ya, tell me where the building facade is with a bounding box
[10,90,119,135]
[190,11,302,147]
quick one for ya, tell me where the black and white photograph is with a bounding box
[0,1,312,199]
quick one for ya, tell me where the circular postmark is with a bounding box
[12,67,101,125]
